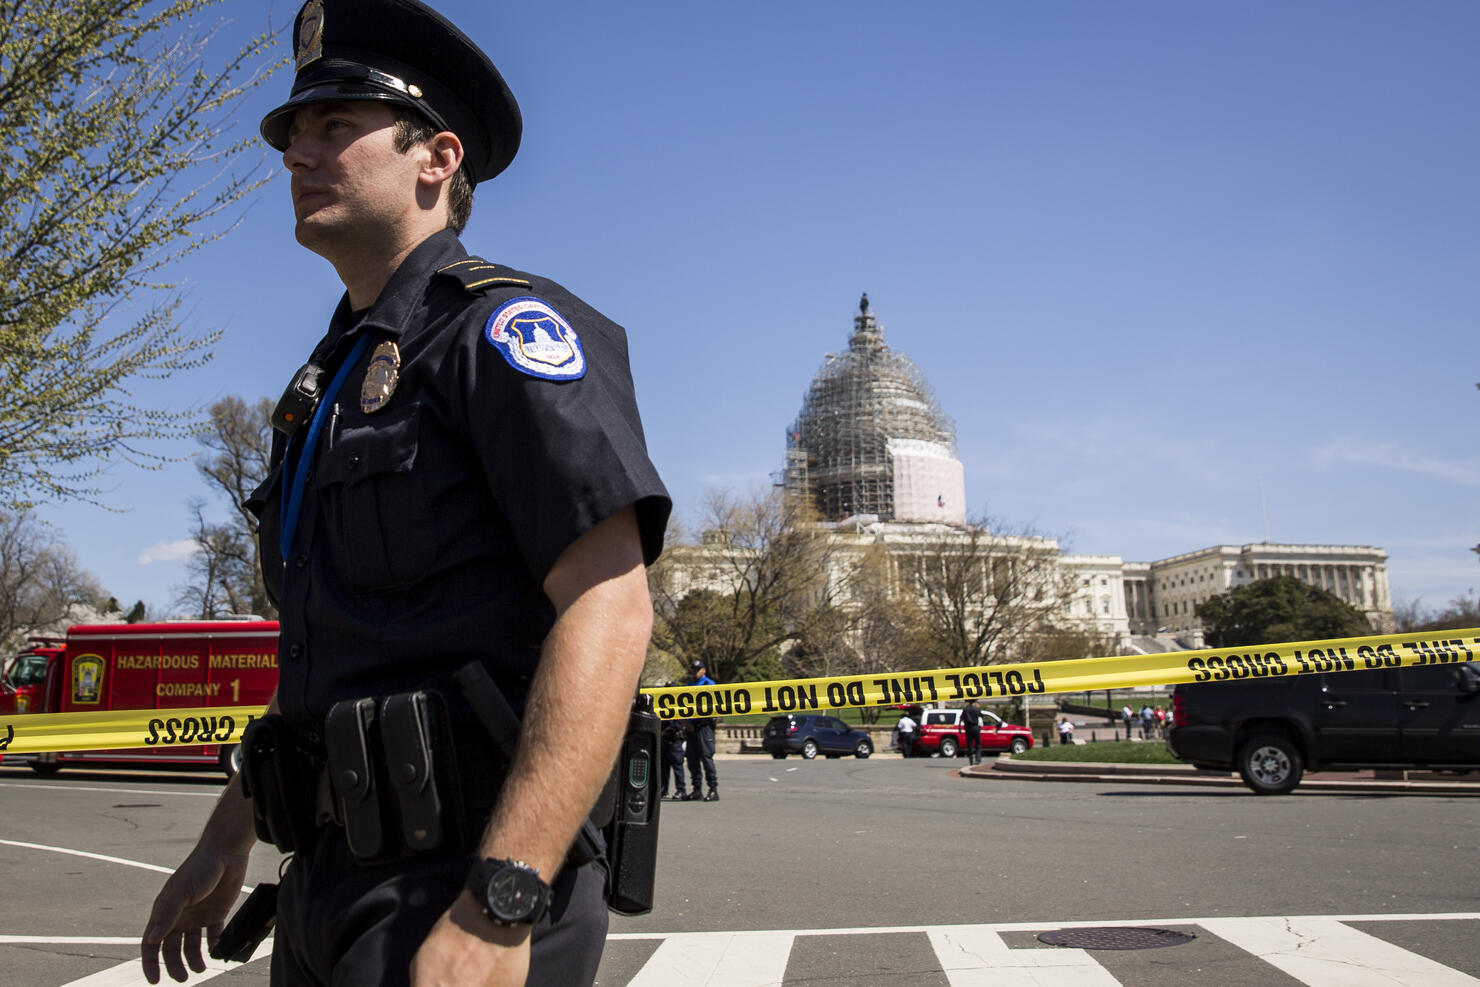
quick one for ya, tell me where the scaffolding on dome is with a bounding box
[786,294,960,523]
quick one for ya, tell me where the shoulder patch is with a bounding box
[484,296,587,381]
[437,257,533,294]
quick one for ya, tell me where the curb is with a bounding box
[961,758,1480,795]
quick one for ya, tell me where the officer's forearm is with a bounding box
[476,550,651,876]
[194,774,259,857]
[198,691,278,856]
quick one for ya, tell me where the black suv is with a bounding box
[762,715,873,759]
[1168,663,1480,794]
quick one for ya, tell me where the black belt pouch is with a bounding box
[240,715,318,853]
[380,690,465,854]
[324,697,390,861]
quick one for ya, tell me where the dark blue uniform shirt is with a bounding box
[250,230,670,742]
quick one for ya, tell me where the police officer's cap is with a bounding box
[259,0,521,185]
[690,660,705,671]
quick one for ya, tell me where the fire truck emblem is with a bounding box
[72,653,105,705]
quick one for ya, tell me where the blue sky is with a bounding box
[34,0,1479,616]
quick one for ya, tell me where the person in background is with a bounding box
[682,660,719,801]
[1057,717,1074,745]
[960,697,984,765]
[896,710,917,758]
[659,696,688,801]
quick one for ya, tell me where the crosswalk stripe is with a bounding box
[928,926,1119,987]
[56,940,274,987]
[627,932,795,987]
[1200,918,1480,987]
[63,957,234,987]
[33,918,1480,985]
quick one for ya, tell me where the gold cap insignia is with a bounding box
[296,0,326,71]
[361,341,401,414]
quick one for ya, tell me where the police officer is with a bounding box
[139,1,669,985]
[960,697,984,765]
[659,711,688,802]
[682,660,719,801]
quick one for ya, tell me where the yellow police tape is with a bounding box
[644,629,1480,721]
[0,706,268,755]
[2,630,1476,753]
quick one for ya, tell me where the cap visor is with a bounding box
[259,84,421,150]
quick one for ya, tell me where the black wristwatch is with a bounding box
[465,858,552,926]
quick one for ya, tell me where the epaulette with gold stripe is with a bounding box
[436,257,533,294]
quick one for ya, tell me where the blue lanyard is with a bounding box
[279,333,373,559]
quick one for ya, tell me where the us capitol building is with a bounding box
[770,296,1393,651]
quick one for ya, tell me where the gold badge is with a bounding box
[295,0,326,70]
[361,341,401,414]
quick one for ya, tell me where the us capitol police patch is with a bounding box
[484,297,586,380]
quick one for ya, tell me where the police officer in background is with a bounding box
[659,713,688,801]
[139,1,669,984]
[960,697,984,765]
[682,660,719,801]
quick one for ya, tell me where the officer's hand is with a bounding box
[410,891,532,987]
[140,845,251,984]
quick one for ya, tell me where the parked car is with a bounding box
[908,706,1033,758]
[1167,662,1480,794]
[763,714,873,759]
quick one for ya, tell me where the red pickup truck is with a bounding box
[908,706,1033,757]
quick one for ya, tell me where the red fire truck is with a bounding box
[0,619,279,778]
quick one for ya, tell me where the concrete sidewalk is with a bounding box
[962,756,1480,794]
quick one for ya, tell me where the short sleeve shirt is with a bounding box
[250,230,671,740]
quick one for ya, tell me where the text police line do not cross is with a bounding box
[1,631,1476,750]
[642,631,1480,721]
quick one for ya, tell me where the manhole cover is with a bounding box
[1037,927,1196,950]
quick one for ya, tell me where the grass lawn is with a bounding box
[1010,740,1181,765]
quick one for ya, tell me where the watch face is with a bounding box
[486,866,542,921]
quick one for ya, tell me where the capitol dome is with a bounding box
[786,295,965,525]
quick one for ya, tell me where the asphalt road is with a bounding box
[2,756,1477,985]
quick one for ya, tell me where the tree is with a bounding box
[1394,592,1480,633]
[0,511,107,650]
[1196,575,1372,647]
[174,395,275,618]
[807,541,930,670]
[648,488,846,684]
[896,518,1082,667]
[1020,624,1114,664]
[0,0,278,508]
[799,541,934,723]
